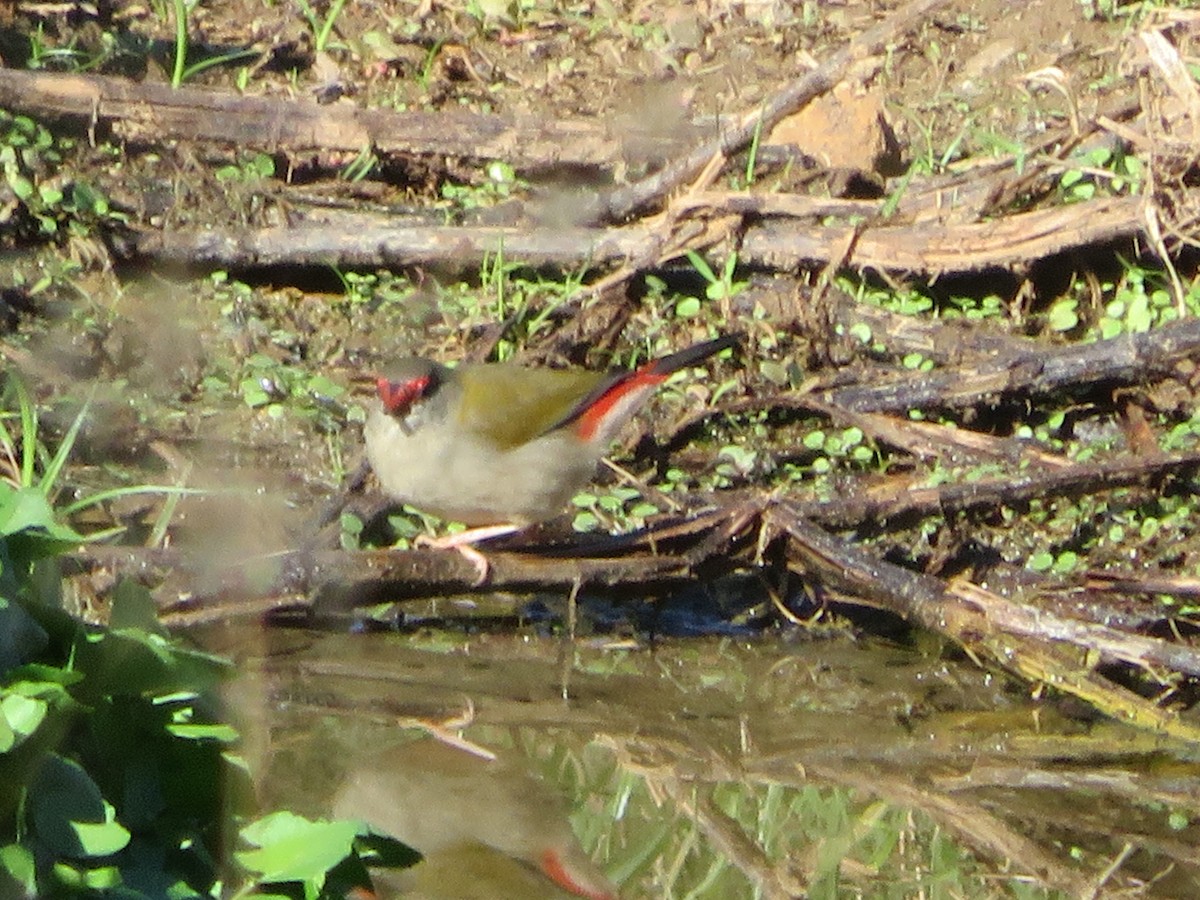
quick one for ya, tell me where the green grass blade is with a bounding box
[744,105,764,185]
[147,482,187,548]
[59,485,207,518]
[314,0,348,53]
[0,411,17,481]
[181,47,259,83]
[171,0,188,88]
[16,377,37,488]
[685,250,717,285]
[40,391,93,495]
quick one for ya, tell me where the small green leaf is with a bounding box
[7,172,33,200]
[1127,292,1151,332]
[165,722,240,742]
[0,694,46,750]
[1052,551,1078,574]
[306,374,345,399]
[240,377,271,408]
[29,755,131,858]
[1047,298,1078,332]
[237,813,359,883]
[758,360,790,385]
[572,511,599,532]
[848,322,872,344]
[1028,551,1054,572]
[0,844,36,895]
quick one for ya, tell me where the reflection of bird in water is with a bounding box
[333,738,618,899]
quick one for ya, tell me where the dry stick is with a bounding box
[770,505,1200,743]
[1086,569,1200,598]
[863,414,1073,468]
[145,505,743,622]
[795,447,1200,531]
[131,192,1143,274]
[947,580,1200,679]
[0,68,632,170]
[591,0,953,224]
[133,221,649,271]
[85,448,1200,624]
[817,312,1200,413]
[740,193,1141,272]
[665,310,1200,452]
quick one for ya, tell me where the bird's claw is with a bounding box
[413,533,499,586]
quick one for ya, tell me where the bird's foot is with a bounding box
[414,524,520,586]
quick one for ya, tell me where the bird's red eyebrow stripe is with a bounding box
[377,374,429,414]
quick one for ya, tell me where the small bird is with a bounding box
[333,738,619,899]
[364,336,736,574]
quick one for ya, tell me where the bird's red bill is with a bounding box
[377,374,429,415]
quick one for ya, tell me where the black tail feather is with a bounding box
[643,334,741,375]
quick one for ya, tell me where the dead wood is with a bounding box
[159,546,698,625]
[790,448,1200,530]
[741,195,1142,272]
[82,448,1200,625]
[128,192,1146,276]
[767,504,1200,743]
[1086,569,1200,599]
[813,314,1200,413]
[0,68,631,171]
[130,220,649,271]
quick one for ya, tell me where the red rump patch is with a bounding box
[573,368,667,441]
[376,374,429,415]
[540,848,615,900]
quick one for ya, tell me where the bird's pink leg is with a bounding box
[414,524,520,585]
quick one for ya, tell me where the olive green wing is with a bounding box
[455,364,607,450]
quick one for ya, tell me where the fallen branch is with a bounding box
[815,313,1200,413]
[84,448,1200,622]
[128,193,1146,275]
[742,195,1142,272]
[0,68,634,171]
[791,448,1200,530]
[768,504,1200,744]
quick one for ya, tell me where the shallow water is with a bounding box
[198,624,1200,898]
